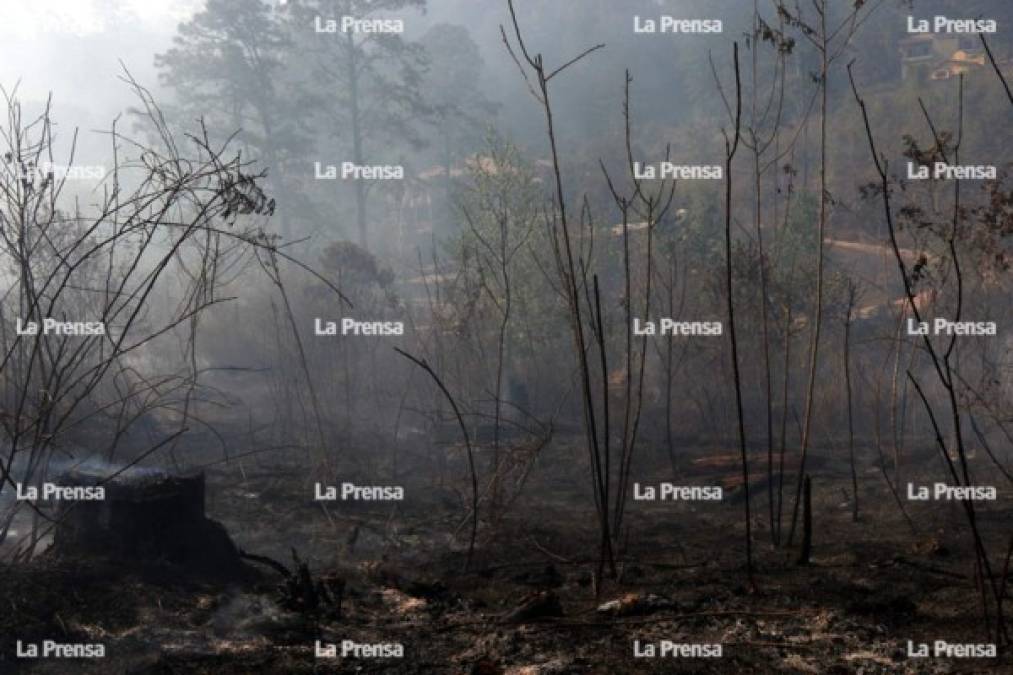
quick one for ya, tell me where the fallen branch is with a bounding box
[238,548,291,578]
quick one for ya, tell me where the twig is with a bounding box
[394,347,478,571]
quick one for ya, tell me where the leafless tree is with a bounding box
[0,74,345,559]
[500,0,615,581]
[850,66,1008,645]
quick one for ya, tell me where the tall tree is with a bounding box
[155,0,309,239]
[418,23,497,235]
[293,0,429,250]
[774,0,873,545]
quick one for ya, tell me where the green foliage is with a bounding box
[318,240,396,307]
[449,133,566,358]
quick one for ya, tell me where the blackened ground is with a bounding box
[0,436,1010,674]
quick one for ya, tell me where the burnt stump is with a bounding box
[53,468,244,579]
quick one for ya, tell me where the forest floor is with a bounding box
[0,434,1011,674]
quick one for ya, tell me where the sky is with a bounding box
[0,0,201,38]
[0,0,202,111]
[0,0,205,170]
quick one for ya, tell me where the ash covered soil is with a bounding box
[1,438,1010,674]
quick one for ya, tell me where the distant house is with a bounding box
[931,48,987,81]
[609,210,687,237]
[899,34,986,82]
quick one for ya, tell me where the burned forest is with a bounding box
[1,0,1012,673]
